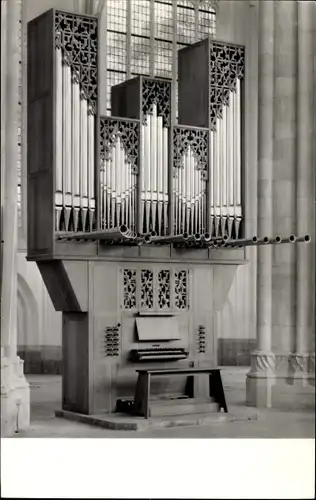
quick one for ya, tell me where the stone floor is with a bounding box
[12,367,315,438]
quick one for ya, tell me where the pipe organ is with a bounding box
[27,10,310,417]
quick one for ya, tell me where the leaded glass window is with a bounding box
[106,0,216,114]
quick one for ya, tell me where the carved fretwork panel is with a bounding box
[100,118,139,174]
[99,118,139,230]
[172,127,208,235]
[122,268,188,311]
[158,270,171,309]
[142,78,171,127]
[174,270,188,309]
[140,269,154,309]
[209,42,244,131]
[123,269,137,310]
[55,11,98,112]
[173,127,208,172]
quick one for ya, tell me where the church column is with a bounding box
[246,0,275,408]
[272,0,297,354]
[1,0,30,437]
[291,0,315,382]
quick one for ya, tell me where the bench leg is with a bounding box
[133,373,151,418]
[209,371,228,413]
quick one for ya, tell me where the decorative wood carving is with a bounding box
[55,11,98,113]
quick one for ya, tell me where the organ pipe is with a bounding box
[151,108,157,230]
[155,234,311,249]
[137,105,169,236]
[139,124,145,233]
[62,61,72,230]
[54,41,97,234]
[80,96,88,231]
[99,132,138,233]
[236,78,241,208]
[221,235,311,248]
[72,78,80,231]
[88,110,95,231]
[157,115,163,235]
[55,47,63,230]
[57,225,135,241]
[207,78,243,239]
[173,143,207,237]
[163,127,168,235]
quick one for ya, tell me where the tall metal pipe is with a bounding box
[276,234,296,244]
[296,235,311,243]
[209,130,214,236]
[187,232,201,242]
[88,110,95,231]
[157,115,163,235]
[57,225,135,241]
[145,117,151,233]
[72,79,80,231]
[151,106,157,231]
[150,232,189,244]
[80,96,88,231]
[163,126,168,235]
[222,235,310,248]
[55,48,63,230]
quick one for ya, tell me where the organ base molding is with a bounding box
[1,348,30,437]
[246,350,315,408]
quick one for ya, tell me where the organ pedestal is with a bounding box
[27,10,309,416]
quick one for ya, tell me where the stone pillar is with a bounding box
[1,0,30,437]
[272,0,297,355]
[73,0,88,13]
[289,0,315,383]
[74,1,105,16]
[246,0,275,407]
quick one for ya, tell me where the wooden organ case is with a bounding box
[27,9,247,415]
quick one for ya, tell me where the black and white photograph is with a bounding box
[1,0,315,498]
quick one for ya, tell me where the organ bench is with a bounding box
[133,368,228,419]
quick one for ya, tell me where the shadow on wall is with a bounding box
[17,345,62,374]
[217,339,256,366]
[17,273,62,375]
[17,273,39,346]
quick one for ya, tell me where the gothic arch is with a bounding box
[17,273,39,347]
[220,296,235,338]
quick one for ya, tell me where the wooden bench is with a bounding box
[133,368,228,419]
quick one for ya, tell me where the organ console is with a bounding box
[130,348,189,362]
[129,316,189,362]
[27,9,311,418]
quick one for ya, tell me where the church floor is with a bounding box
[12,367,315,439]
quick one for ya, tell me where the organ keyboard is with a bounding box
[130,347,189,362]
